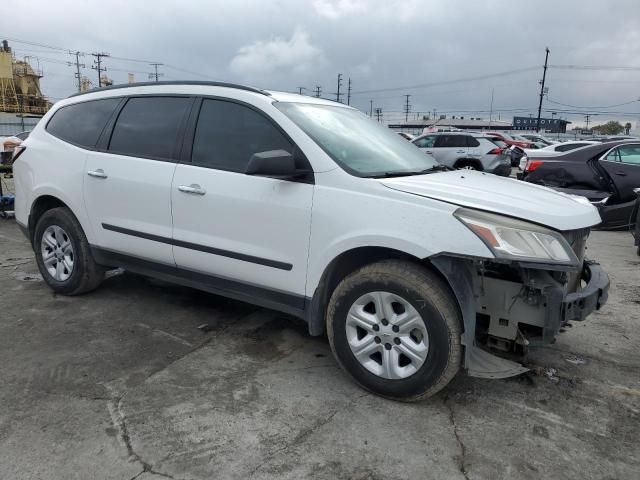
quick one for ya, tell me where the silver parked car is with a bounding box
[412,132,512,176]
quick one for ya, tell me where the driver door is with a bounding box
[170,98,314,304]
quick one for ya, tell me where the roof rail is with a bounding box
[69,80,271,98]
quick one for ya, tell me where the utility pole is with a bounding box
[91,52,110,87]
[67,51,85,92]
[347,77,352,105]
[403,94,411,123]
[375,107,382,122]
[369,99,373,117]
[149,63,164,82]
[536,47,550,133]
[585,114,591,131]
[314,85,322,97]
[489,88,494,130]
[335,73,343,103]
[296,86,306,95]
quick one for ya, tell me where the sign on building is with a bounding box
[512,116,567,133]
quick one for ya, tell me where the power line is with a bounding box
[551,64,640,71]
[546,97,640,109]
[335,73,343,103]
[68,51,85,92]
[536,47,550,132]
[91,52,110,87]
[350,66,539,95]
[403,94,411,122]
[149,63,164,82]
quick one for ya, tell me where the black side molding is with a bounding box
[101,223,292,271]
[91,247,306,318]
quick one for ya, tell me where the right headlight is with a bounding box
[454,208,578,266]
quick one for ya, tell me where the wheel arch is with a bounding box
[453,158,483,171]
[28,195,70,246]
[304,246,456,336]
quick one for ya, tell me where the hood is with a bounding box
[381,170,602,231]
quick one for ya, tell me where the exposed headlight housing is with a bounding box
[454,208,578,266]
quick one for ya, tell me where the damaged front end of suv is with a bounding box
[431,208,610,379]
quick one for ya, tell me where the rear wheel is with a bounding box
[327,260,462,401]
[34,207,104,295]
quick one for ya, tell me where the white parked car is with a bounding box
[13,82,609,400]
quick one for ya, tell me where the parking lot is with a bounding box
[1,217,638,480]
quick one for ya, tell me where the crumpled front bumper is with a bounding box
[562,260,610,322]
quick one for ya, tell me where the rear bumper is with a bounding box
[491,163,512,177]
[562,261,609,322]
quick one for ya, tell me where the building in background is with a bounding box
[512,116,570,133]
[389,116,512,136]
[0,40,50,135]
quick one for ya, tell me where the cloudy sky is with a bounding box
[5,0,640,128]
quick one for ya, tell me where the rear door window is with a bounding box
[466,136,480,147]
[604,148,621,162]
[46,98,120,148]
[108,96,192,161]
[618,144,640,165]
[190,99,293,172]
[435,135,467,148]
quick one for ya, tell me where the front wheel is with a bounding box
[326,260,462,401]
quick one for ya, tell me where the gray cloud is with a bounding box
[5,0,640,128]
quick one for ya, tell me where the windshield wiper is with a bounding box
[369,164,452,178]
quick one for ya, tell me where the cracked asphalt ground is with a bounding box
[1,218,639,480]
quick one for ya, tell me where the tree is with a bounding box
[592,120,624,135]
[625,122,632,135]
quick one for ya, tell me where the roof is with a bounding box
[64,81,343,108]
[70,80,271,98]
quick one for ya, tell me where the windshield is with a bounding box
[275,102,439,177]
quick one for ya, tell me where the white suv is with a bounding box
[13,82,609,400]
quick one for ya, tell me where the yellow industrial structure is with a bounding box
[0,40,50,115]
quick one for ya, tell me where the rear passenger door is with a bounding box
[83,96,193,264]
[598,143,640,203]
[433,135,468,167]
[170,98,313,308]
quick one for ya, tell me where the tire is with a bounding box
[326,259,462,401]
[455,160,481,171]
[34,207,104,295]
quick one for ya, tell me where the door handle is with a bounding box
[87,169,107,179]
[615,171,627,176]
[425,151,433,154]
[456,150,466,153]
[178,184,206,195]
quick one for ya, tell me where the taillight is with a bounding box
[487,147,502,155]
[525,159,544,172]
[11,145,26,162]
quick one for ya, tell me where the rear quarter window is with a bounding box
[46,98,121,148]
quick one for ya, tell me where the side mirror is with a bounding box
[245,150,310,180]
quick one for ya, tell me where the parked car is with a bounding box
[485,132,535,149]
[633,189,640,255]
[411,132,511,176]
[13,81,609,400]
[519,141,600,170]
[396,132,415,141]
[522,140,640,229]
[485,132,535,167]
[520,134,560,146]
